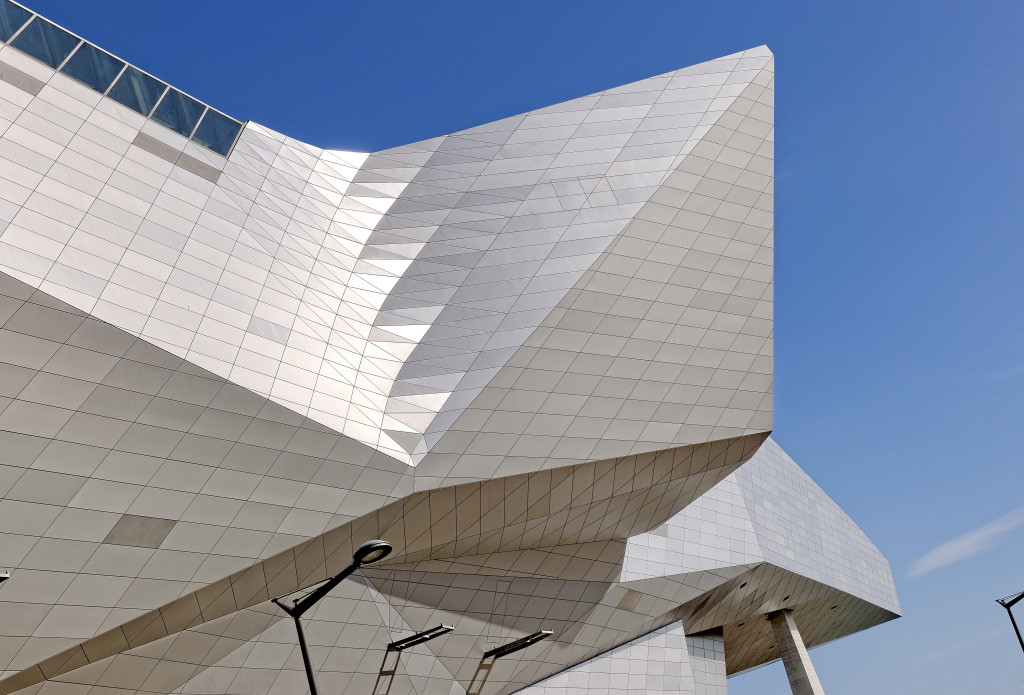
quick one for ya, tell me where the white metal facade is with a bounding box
[0,4,896,693]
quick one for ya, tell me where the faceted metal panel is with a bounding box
[0,433,765,691]
[0,270,414,686]
[0,34,773,469]
[519,624,726,695]
[0,432,896,693]
[623,438,899,613]
[0,5,900,693]
[417,58,774,484]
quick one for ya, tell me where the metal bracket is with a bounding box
[483,630,553,659]
[389,624,454,652]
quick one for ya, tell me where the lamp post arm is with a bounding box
[270,597,295,617]
[1003,591,1024,610]
[269,543,390,695]
[286,561,360,619]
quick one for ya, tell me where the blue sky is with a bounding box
[25,0,1024,691]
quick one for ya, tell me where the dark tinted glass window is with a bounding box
[10,16,79,68]
[0,0,31,43]
[60,43,124,93]
[107,66,166,116]
[151,88,205,136]
[191,109,242,156]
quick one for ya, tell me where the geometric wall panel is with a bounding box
[0,2,897,693]
[0,27,773,471]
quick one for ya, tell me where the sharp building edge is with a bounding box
[0,2,897,693]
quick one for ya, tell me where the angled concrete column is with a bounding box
[768,610,826,695]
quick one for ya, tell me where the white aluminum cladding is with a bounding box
[0,7,902,693]
[0,36,774,472]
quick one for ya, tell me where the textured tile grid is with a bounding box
[516,624,727,695]
[622,438,898,614]
[518,621,702,694]
[688,630,727,695]
[0,432,763,692]
[737,439,898,611]
[681,564,897,675]
[0,7,901,693]
[0,33,773,468]
[2,434,895,694]
[0,272,415,680]
[415,55,775,483]
[159,561,738,695]
[0,435,897,694]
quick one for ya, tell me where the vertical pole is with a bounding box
[293,614,320,695]
[270,543,391,694]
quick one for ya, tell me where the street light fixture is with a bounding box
[273,540,393,695]
[353,540,392,565]
[997,589,1024,656]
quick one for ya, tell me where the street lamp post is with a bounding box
[996,589,1024,657]
[272,540,393,695]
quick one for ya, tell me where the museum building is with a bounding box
[0,3,898,693]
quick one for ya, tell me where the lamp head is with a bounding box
[352,540,392,566]
[0,571,9,584]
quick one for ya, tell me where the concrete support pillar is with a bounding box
[767,610,825,695]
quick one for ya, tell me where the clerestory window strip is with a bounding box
[0,0,244,158]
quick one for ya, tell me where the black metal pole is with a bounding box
[1002,603,1024,656]
[292,613,320,695]
[272,561,359,695]
[270,541,393,694]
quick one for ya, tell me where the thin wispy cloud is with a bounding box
[953,340,1024,384]
[981,364,1024,382]
[907,626,1008,667]
[908,506,1024,579]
